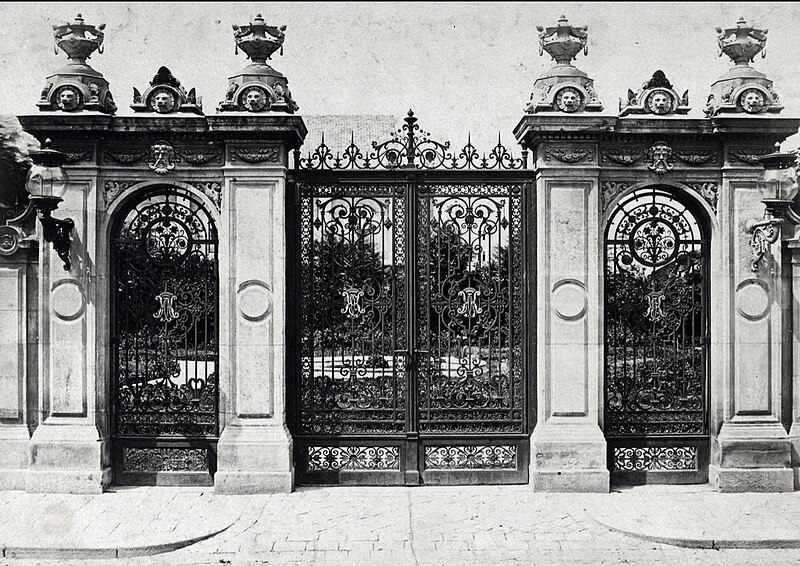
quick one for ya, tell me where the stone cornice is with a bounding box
[514,114,800,147]
[17,113,308,148]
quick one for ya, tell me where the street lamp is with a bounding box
[25,139,74,271]
[748,143,799,272]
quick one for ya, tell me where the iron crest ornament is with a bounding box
[148,141,176,175]
[297,110,526,170]
[645,141,674,175]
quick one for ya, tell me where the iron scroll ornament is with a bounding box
[297,110,527,170]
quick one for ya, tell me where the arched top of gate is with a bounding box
[295,110,528,171]
[602,180,718,241]
[106,181,219,242]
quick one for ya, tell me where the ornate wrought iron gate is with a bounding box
[291,113,532,485]
[111,186,219,485]
[604,186,709,484]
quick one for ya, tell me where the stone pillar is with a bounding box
[709,172,793,492]
[0,249,37,489]
[530,154,609,492]
[788,242,800,489]
[26,166,110,494]
[214,142,294,493]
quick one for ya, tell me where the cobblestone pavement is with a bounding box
[4,485,800,565]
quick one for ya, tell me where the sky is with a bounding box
[1,2,800,151]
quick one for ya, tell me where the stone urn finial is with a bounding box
[525,15,601,114]
[219,13,298,114]
[38,13,115,114]
[537,15,588,65]
[715,16,768,66]
[52,13,106,64]
[232,13,287,65]
[705,17,780,117]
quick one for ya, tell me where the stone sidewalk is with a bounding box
[2,484,800,564]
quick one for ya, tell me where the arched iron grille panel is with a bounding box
[417,184,524,433]
[112,187,219,441]
[604,186,709,480]
[299,183,407,434]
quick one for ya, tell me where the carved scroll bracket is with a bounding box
[748,198,794,272]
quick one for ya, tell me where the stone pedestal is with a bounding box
[529,160,608,492]
[0,255,36,490]
[26,169,110,494]
[213,146,296,494]
[788,242,800,489]
[709,169,793,492]
[215,424,293,493]
[710,421,793,492]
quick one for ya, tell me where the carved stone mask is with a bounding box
[57,88,79,110]
[244,88,267,111]
[152,90,176,113]
[741,89,765,113]
[556,88,580,112]
[648,91,672,114]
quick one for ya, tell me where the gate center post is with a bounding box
[213,118,307,494]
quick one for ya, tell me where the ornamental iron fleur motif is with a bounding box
[543,146,595,163]
[645,141,674,175]
[297,110,526,170]
[149,141,175,175]
[124,448,207,472]
[614,446,697,472]
[425,445,517,470]
[307,446,399,471]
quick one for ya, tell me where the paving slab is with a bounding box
[2,484,800,562]
[0,487,236,559]
[584,485,800,548]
